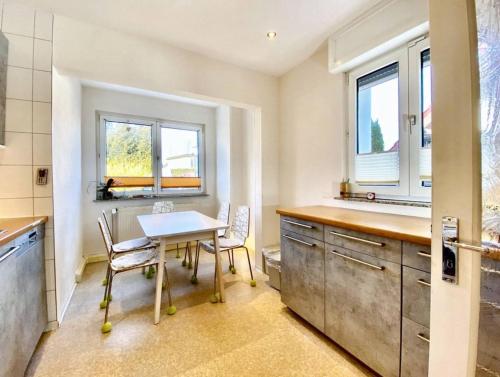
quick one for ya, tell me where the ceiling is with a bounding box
[24,0,379,76]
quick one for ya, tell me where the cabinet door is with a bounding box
[401,317,430,377]
[16,240,47,376]
[0,246,21,377]
[281,231,325,331]
[325,245,401,377]
[403,266,431,328]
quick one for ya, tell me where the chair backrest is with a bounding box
[101,210,113,242]
[230,206,250,243]
[216,202,230,237]
[152,201,174,214]
[97,217,113,262]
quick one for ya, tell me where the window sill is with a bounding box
[94,193,209,203]
[334,194,431,208]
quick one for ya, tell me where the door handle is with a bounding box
[417,333,430,343]
[417,251,431,258]
[417,278,431,288]
[0,245,21,263]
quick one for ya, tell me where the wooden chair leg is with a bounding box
[187,242,193,269]
[100,264,111,309]
[191,242,200,284]
[176,243,180,258]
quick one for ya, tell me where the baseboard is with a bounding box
[85,253,108,264]
[75,257,86,283]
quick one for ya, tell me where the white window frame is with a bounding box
[347,36,431,200]
[97,112,206,197]
[409,37,431,198]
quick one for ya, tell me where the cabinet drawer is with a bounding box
[401,317,430,377]
[325,245,401,377]
[280,216,324,241]
[403,266,431,328]
[324,225,401,263]
[280,231,325,331]
[403,242,431,273]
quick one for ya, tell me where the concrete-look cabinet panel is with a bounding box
[325,245,401,377]
[281,230,325,331]
[0,225,46,377]
[402,242,431,273]
[324,224,402,263]
[402,266,431,328]
[401,317,430,377]
[280,216,324,241]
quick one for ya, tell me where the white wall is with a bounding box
[52,15,280,257]
[81,86,217,256]
[279,41,431,218]
[215,105,231,203]
[52,68,83,321]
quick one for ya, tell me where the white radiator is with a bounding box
[109,202,200,242]
[111,206,152,242]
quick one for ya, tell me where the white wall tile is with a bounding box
[0,165,32,198]
[45,259,55,290]
[0,198,33,217]
[33,101,51,134]
[5,33,33,68]
[33,165,52,197]
[33,133,52,165]
[46,290,57,321]
[44,232,54,259]
[2,2,34,37]
[34,38,51,71]
[33,70,51,102]
[5,99,32,132]
[6,66,32,100]
[34,10,52,41]
[0,131,32,165]
[34,196,53,217]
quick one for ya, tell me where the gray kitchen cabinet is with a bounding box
[16,239,47,375]
[280,216,324,241]
[402,266,431,328]
[325,244,401,377]
[0,226,46,377]
[402,242,431,273]
[280,230,325,331]
[401,317,430,377]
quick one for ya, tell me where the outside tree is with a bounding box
[371,119,385,152]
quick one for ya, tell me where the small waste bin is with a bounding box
[262,245,281,291]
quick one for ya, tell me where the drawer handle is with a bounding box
[329,231,385,247]
[417,333,430,343]
[0,245,21,263]
[283,219,314,229]
[417,251,432,258]
[417,279,431,288]
[329,250,385,271]
[283,235,316,247]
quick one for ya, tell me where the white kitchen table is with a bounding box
[137,210,229,324]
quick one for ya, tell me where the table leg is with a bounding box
[213,231,225,302]
[154,238,166,324]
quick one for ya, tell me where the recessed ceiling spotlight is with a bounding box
[267,31,277,40]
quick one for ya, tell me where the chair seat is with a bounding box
[112,237,151,252]
[200,238,244,253]
[111,249,157,270]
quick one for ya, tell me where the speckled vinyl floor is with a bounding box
[26,248,375,377]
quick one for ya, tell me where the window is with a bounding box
[98,114,205,197]
[348,36,431,199]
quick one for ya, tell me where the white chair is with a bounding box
[100,210,154,283]
[193,206,254,297]
[189,202,230,283]
[97,217,176,334]
[152,200,184,258]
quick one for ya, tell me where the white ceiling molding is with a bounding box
[328,0,429,74]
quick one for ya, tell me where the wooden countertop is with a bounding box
[276,206,432,246]
[0,216,48,246]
